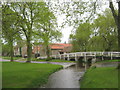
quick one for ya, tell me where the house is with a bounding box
[14,43,72,57]
[33,43,72,56]
[50,43,72,55]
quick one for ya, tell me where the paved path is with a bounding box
[0,58,76,68]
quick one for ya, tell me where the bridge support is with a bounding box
[111,52,113,60]
[64,54,66,60]
[75,53,77,61]
[84,53,87,63]
[102,52,104,60]
[60,55,61,59]
[67,54,70,61]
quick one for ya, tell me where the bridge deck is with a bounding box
[38,52,120,61]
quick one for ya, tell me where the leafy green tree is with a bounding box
[70,9,117,52]
[34,3,62,60]
[2,43,10,56]
[109,1,120,51]
[2,3,19,61]
[70,23,92,52]
[92,9,117,51]
[10,2,50,62]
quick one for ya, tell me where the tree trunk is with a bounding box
[117,2,120,69]
[109,1,120,69]
[46,45,50,60]
[9,40,14,62]
[26,36,32,63]
[19,47,22,56]
[117,1,120,51]
[109,1,120,51]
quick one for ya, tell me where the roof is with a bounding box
[50,43,72,50]
[32,43,72,53]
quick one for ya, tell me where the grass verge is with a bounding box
[32,59,76,63]
[1,56,22,60]
[80,66,119,88]
[2,62,62,88]
[97,59,120,63]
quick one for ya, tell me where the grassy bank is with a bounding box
[97,59,120,63]
[31,58,76,63]
[2,62,62,88]
[80,66,119,88]
[1,56,22,60]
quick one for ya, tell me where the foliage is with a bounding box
[34,2,62,59]
[2,2,62,62]
[70,9,117,52]
[70,23,92,51]
[2,43,10,56]
[2,3,20,61]
[2,62,62,88]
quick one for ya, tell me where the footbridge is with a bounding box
[51,52,120,62]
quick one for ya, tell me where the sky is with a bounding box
[57,14,73,43]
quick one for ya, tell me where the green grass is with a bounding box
[1,56,22,60]
[32,59,76,63]
[48,59,76,63]
[80,67,119,88]
[2,62,62,88]
[97,59,120,63]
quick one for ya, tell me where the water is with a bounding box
[44,63,86,88]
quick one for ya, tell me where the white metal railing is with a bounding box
[37,52,120,60]
[50,52,120,60]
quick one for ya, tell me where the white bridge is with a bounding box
[50,52,120,62]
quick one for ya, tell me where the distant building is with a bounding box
[14,43,72,57]
[33,43,72,56]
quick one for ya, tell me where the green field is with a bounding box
[97,59,120,63]
[2,62,62,88]
[30,58,76,63]
[1,56,22,60]
[80,67,119,88]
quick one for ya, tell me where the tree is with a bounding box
[10,2,49,62]
[34,2,62,60]
[109,1,120,51]
[70,9,117,52]
[92,9,117,51]
[2,3,19,61]
[70,23,92,52]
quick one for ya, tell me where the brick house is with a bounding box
[33,43,72,56]
[14,43,72,57]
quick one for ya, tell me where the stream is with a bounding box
[44,63,88,88]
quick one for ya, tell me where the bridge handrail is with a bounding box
[51,52,120,57]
